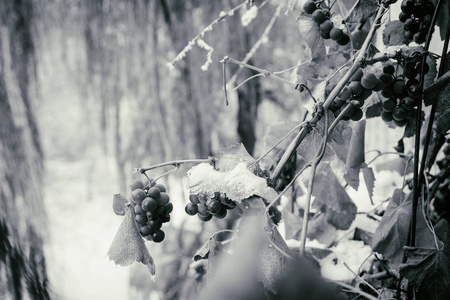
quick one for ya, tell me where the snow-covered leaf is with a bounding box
[400,245,450,300]
[362,166,375,203]
[344,0,379,25]
[107,207,156,275]
[113,194,128,216]
[383,20,407,46]
[187,163,277,203]
[297,13,326,59]
[215,143,257,172]
[424,71,450,135]
[372,190,437,267]
[344,120,366,190]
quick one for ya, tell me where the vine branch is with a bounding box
[137,158,213,173]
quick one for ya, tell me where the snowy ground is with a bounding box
[43,155,130,300]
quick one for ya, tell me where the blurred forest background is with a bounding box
[0,0,414,299]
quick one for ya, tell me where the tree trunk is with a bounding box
[0,0,50,299]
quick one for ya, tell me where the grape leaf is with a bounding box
[423,71,450,135]
[297,110,352,163]
[240,196,291,294]
[301,79,327,113]
[296,13,326,59]
[362,166,375,204]
[344,0,379,25]
[424,54,438,89]
[312,164,357,230]
[365,94,382,118]
[383,20,408,46]
[372,190,437,267]
[400,245,450,300]
[344,120,366,190]
[187,163,278,203]
[431,0,450,40]
[282,207,303,240]
[113,194,128,216]
[107,207,156,275]
[215,143,257,172]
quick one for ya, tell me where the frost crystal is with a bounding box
[241,6,258,27]
[196,39,214,71]
[187,163,277,203]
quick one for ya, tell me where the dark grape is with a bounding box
[382,99,396,112]
[152,229,165,243]
[381,86,394,98]
[413,31,426,44]
[350,107,363,121]
[349,81,363,96]
[198,213,213,222]
[330,28,344,41]
[336,33,350,46]
[135,214,148,225]
[401,0,414,14]
[319,20,333,33]
[148,219,163,230]
[214,206,228,219]
[158,193,170,206]
[142,197,157,212]
[164,203,173,214]
[383,64,395,75]
[134,204,145,215]
[381,111,394,122]
[198,203,208,216]
[312,9,327,24]
[350,68,364,82]
[393,106,406,121]
[380,73,394,86]
[140,225,153,236]
[339,87,352,101]
[132,189,147,204]
[393,118,407,126]
[408,84,422,99]
[392,79,406,96]
[416,62,429,74]
[320,30,330,39]
[361,73,378,89]
[404,68,418,79]
[185,202,199,216]
[154,184,166,193]
[372,79,384,92]
[206,199,222,215]
[189,194,200,204]
[147,187,161,200]
[303,1,317,14]
[399,12,410,22]
[130,179,144,191]
[161,213,170,223]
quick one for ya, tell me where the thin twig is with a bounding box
[222,59,229,106]
[410,0,444,247]
[250,121,307,168]
[329,280,379,300]
[224,56,296,87]
[169,1,248,66]
[228,5,282,85]
[343,262,380,296]
[233,73,265,91]
[137,158,212,173]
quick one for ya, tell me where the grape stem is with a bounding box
[137,158,213,173]
[270,4,388,183]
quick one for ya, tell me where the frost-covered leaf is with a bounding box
[344,120,366,190]
[215,143,256,172]
[365,96,382,118]
[297,13,326,59]
[372,190,437,266]
[187,163,277,203]
[400,245,450,300]
[113,194,128,216]
[313,164,357,230]
[344,0,379,25]
[424,71,450,135]
[383,20,408,46]
[107,207,156,275]
[362,166,375,203]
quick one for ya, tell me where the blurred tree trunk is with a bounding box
[0,0,50,299]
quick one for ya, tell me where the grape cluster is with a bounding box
[303,1,349,46]
[378,62,424,126]
[329,68,383,121]
[185,192,236,221]
[130,178,172,243]
[399,0,435,44]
